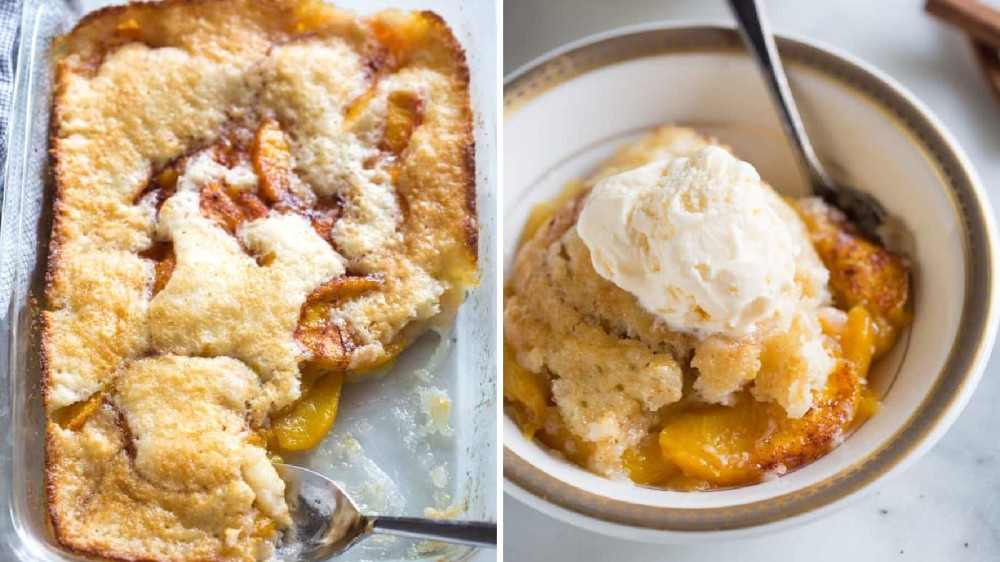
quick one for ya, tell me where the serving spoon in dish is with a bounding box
[727,0,887,242]
[273,464,496,560]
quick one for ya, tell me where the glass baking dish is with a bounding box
[0,0,497,560]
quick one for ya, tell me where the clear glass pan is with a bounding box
[0,1,497,560]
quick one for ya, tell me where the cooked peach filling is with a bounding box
[52,389,106,431]
[504,190,910,490]
[57,105,425,456]
[271,371,344,451]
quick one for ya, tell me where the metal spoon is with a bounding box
[727,0,887,241]
[272,464,496,560]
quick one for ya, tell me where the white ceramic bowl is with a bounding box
[503,23,1000,541]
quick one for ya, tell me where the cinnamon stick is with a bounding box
[926,0,1000,50]
[971,39,1000,104]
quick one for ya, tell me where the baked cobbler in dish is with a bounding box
[43,1,476,559]
[504,126,909,489]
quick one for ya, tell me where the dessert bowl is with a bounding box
[503,23,999,541]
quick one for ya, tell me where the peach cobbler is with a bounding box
[43,1,476,560]
[504,126,909,489]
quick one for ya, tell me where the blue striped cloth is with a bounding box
[0,5,22,559]
[0,0,21,320]
[0,0,21,190]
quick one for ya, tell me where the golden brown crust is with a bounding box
[417,8,477,260]
[462,138,478,259]
[755,363,859,472]
[44,1,476,560]
[373,8,478,277]
[797,201,910,326]
[46,357,288,562]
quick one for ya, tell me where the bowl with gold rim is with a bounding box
[502,23,999,540]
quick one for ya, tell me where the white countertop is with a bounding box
[503,1,1000,560]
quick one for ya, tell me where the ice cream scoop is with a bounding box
[576,146,807,338]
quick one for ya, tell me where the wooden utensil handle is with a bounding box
[971,39,1000,103]
[926,0,1000,50]
[926,0,1000,104]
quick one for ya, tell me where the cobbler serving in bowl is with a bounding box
[504,126,910,490]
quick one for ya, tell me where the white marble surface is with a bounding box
[503,1,1000,560]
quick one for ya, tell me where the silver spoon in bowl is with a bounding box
[727,0,887,242]
[273,464,496,560]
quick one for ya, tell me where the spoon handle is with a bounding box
[726,0,834,193]
[369,516,496,548]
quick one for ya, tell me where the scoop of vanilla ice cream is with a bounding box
[577,146,807,338]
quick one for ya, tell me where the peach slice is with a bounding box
[295,275,384,370]
[54,391,106,431]
[502,343,550,438]
[622,434,680,486]
[138,241,175,297]
[253,118,298,208]
[797,202,910,358]
[381,91,424,156]
[658,364,860,487]
[271,372,344,451]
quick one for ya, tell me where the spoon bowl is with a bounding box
[274,464,496,560]
[728,0,890,241]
